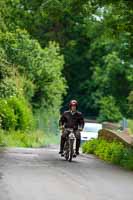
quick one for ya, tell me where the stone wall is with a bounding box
[98,129,133,148]
[102,122,119,131]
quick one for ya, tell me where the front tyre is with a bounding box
[64,141,69,161]
[69,139,74,162]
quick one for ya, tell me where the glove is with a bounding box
[59,126,65,132]
[78,127,83,131]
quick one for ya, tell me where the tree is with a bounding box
[0,0,132,122]
[0,29,66,109]
[98,96,122,122]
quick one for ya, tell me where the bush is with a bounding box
[0,78,18,98]
[95,141,124,164]
[94,140,107,160]
[103,142,124,164]
[0,99,17,130]
[8,97,34,130]
[82,139,100,154]
[82,138,133,170]
[0,97,34,131]
[120,148,133,170]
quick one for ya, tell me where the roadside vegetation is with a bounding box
[0,129,59,148]
[0,129,44,148]
[0,0,132,147]
[82,139,133,170]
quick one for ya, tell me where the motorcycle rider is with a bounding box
[59,100,84,156]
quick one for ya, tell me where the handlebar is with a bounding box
[59,126,83,132]
[65,128,83,132]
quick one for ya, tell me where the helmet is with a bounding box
[69,100,78,108]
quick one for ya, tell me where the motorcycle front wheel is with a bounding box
[64,141,69,161]
[69,139,74,162]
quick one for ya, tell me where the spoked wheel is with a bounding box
[69,139,74,162]
[64,142,69,161]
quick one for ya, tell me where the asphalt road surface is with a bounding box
[0,146,133,200]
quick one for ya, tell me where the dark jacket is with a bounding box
[59,110,84,130]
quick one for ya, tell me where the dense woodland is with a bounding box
[0,0,133,134]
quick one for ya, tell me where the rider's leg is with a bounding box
[76,139,80,155]
[75,130,81,155]
[59,130,68,154]
[59,135,66,154]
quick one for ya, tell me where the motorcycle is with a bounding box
[63,128,76,162]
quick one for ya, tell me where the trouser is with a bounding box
[60,129,81,153]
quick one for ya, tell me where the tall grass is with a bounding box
[0,108,60,147]
[34,108,60,146]
[0,129,45,147]
[44,133,60,146]
[0,129,60,147]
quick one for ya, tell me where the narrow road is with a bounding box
[0,146,133,200]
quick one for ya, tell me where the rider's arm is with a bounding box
[78,113,84,130]
[59,112,66,128]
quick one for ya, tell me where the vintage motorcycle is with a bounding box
[63,128,77,162]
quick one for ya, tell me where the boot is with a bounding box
[59,136,65,154]
[76,139,80,155]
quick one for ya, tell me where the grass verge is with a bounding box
[0,129,59,148]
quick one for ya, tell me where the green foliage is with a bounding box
[21,77,35,102]
[0,128,60,147]
[98,96,122,122]
[82,139,133,170]
[94,140,108,160]
[54,0,133,118]
[102,142,124,164]
[91,49,132,117]
[0,47,19,98]
[82,138,100,154]
[0,30,66,109]
[0,97,34,131]
[0,0,133,139]
[8,97,34,130]
[0,78,18,98]
[0,129,45,148]
[120,148,133,170]
[0,99,17,130]
[0,47,10,79]
[32,41,66,108]
[0,29,66,135]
